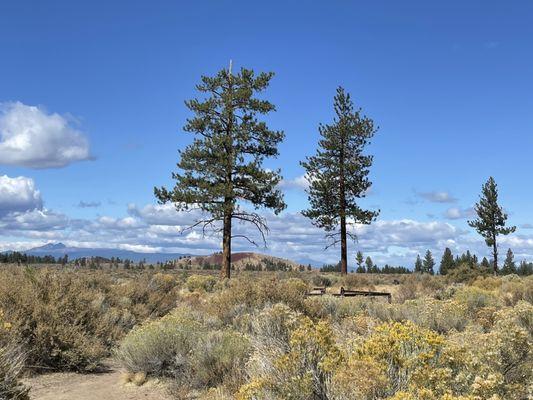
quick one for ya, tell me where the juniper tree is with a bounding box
[365,256,373,273]
[301,87,379,275]
[439,247,454,275]
[355,251,364,272]
[501,248,517,275]
[414,254,423,273]
[480,257,492,271]
[423,250,435,275]
[468,177,516,274]
[155,65,286,279]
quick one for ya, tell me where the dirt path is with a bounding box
[23,362,171,400]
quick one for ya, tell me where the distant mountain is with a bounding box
[21,242,190,263]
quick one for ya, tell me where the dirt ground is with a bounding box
[23,362,171,400]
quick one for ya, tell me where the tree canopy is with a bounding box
[155,65,285,278]
[468,177,516,274]
[301,87,379,274]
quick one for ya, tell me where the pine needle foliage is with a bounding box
[468,177,516,274]
[301,87,379,274]
[155,65,286,278]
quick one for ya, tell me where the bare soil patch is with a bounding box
[23,361,171,400]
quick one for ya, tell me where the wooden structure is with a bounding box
[306,286,392,303]
[307,287,327,296]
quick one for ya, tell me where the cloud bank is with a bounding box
[0,175,42,216]
[417,190,457,203]
[0,102,92,168]
[1,177,531,267]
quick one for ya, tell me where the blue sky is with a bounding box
[1,1,533,267]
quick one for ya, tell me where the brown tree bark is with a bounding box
[492,237,498,276]
[221,208,232,279]
[339,138,348,275]
[340,214,348,274]
[221,64,234,280]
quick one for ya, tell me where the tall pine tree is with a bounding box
[355,251,364,273]
[480,257,492,271]
[423,250,435,275]
[155,65,286,279]
[439,247,454,275]
[501,248,517,275]
[301,87,379,274]
[414,254,423,273]
[468,177,516,274]
[365,256,374,273]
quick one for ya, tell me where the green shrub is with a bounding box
[117,305,249,391]
[186,274,218,292]
[446,264,488,283]
[115,306,202,377]
[453,286,500,315]
[0,268,120,371]
[239,311,340,400]
[311,274,332,287]
[500,275,533,306]
[190,329,250,391]
[303,296,365,321]
[339,274,374,290]
[367,297,468,333]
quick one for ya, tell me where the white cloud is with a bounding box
[417,190,457,203]
[444,207,475,220]
[278,174,310,191]
[0,175,42,215]
[127,203,207,226]
[0,102,92,168]
[5,193,533,267]
[0,208,68,232]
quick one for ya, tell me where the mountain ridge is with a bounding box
[9,242,190,263]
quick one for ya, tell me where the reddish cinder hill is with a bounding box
[176,252,305,271]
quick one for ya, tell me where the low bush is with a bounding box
[367,297,468,333]
[115,307,202,377]
[339,274,374,290]
[189,329,249,391]
[0,268,116,371]
[116,305,249,392]
[0,267,182,372]
[453,286,500,315]
[446,264,489,283]
[303,295,366,321]
[311,274,332,287]
[239,311,341,400]
[186,274,218,293]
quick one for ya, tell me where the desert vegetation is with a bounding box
[0,264,531,399]
[1,65,531,400]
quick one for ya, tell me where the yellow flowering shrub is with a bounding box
[239,307,341,400]
[186,274,217,292]
[453,286,500,315]
[357,321,445,396]
[440,301,532,400]
[330,357,388,399]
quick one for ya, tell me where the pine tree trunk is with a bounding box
[221,209,232,279]
[221,66,234,280]
[340,215,348,274]
[339,141,348,275]
[492,238,498,276]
